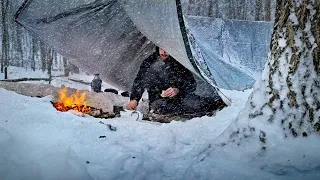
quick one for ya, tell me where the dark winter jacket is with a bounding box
[130,52,196,104]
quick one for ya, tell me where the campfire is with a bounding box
[53,87,91,113]
[52,87,119,118]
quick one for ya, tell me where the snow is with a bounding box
[278,38,287,48]
[289,13,298,25]
[0,68,320,179]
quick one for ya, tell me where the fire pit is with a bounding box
[52,87,120,118]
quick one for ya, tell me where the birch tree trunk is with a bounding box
[229,0,320,150]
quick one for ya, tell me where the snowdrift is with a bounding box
[15,0,273,96]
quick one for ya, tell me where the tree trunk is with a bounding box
[187,0,194,14]
[208,0,213,17]
[214,0,220,18]
[16,24,24,67]
[63,57,69,77]
[40,41,47,72]
[254,0,263,21]
[31,38,38,71]
[47,49,53,84]
[195,0,201,16]
[231,0,320,149]
[227,0,235,19]
[1,0,9,78]
[265,0,272,21]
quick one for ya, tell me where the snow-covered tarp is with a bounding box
[15,0,273,94]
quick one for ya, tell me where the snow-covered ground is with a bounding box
[0,68,319,180]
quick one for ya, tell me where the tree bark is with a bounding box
[208,0,213,17]
[230,0,320,149]
[31,38,37,71]
[47,49,53,84]
[254,0,263,20]
[16,24,24,67]
[1,0,10,78]
[265,0,272,21]
[40,41,47,72]
[63,57,69,77]
[214,0,220,18]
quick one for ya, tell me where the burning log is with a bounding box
[51,87,125,118]
[0,81,129,118]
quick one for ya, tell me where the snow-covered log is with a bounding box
[0,81,129,114]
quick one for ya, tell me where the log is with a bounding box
[0,77,51,82]
[67,78,91,85]
[0,81,129,114]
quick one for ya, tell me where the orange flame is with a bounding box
[54,87,91,113]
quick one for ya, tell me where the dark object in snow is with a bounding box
[90,109,116,119]
[104,88,118,94]
[91,74,102,93]
[121,91,130,97]
[99,136,106,138]
[131,111,140,121]
[107,124,117,131]
[99,121,117,131]
[86,161,90,164]
[149,94,227,116]
[142,109,221,123]
[113,106,124,117]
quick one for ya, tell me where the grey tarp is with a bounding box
[15,0,273,95]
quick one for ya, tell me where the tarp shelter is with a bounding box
[15,0,273,99]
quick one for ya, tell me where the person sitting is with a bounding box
[126,47,226,115]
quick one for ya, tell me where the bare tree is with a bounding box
[31,37,38,71]
[208,0,213,17]
[63,57,69,77]
[254,0,263,20]
[47,49,53,84]
[214,0,220,18]
[15,23,23,67]
[1,0,10,79]
[40,40,47,72]
[265,0,272,21]
[229,0,320,149]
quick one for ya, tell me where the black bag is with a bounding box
[91,74,102,93]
